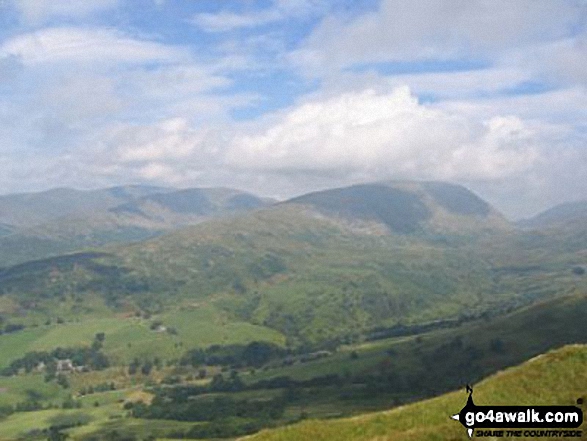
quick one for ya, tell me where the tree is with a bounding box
[141,360,153,376]
[128,358,140,375]
[572,266,585,276]
[47,427,69,441]
[242,341,276,367]
[56,374,70,389]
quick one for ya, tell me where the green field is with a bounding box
[0,304,285,369]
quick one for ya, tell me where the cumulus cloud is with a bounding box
[0,24,253,194]
[110,118,206,163]
[82,118,227,186]
[0,0,585,220]
[0,25,246,136]
[227,87,538,181]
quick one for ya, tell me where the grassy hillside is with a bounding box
[249,293,587,397]
[250,295,587,386]
[0,293,585,440]
[244,344,587,441]
[111,187,268,218]
[0,206,501,345]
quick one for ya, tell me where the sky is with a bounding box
[0,0,586,219]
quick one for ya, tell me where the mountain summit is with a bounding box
[284,181,509,235]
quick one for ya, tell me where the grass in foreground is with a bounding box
[244,345,587,441]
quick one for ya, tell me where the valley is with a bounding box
[0,182,584,440]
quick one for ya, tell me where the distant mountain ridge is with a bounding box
[0,185,273,267]
[0,185,171,229]
[110,187,267,219]
[519,200,587,229]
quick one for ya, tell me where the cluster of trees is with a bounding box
[127,370,326,438]
[79,382,116,396]
[26,413,91,441]
[129,384,288,438]
[179,341,284,368]
[146,372,246,401]
[251,373,343,390]
[0,333,109,377]
[364,317,470,342]
[176,419,270,439]
[127,357,162,375]
[1,395,84,419]
[130,394,285,422]
[572,266,585,275]
[0,323,26,334]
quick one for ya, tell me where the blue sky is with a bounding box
[0,0,586,218]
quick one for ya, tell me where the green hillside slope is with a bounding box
[0,206,503,345]
[249,293,587,400]
[285,181,510,236]
[0,291,585,440]
[244,344,587,441]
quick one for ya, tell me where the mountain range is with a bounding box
[0,181,584,345]
[0,180,585,440]
[0,185,271,267]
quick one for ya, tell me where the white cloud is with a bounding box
[193,9,282,33]
[290,0,584,75]
[227,87,539,181]
[0,24,249,144]
[111,118,204,163]
[75,117,229,186]
[12,0,119,25]
[438,87,587,126]
[125,65,231,99]
[1,27,187,66]
[0,24,257,195]
[137,162,175,180]
[41,74,123,124]
[500,36,587,87]
[310,66,534,103]
[192,0,324,32]
[0,0,585,220]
